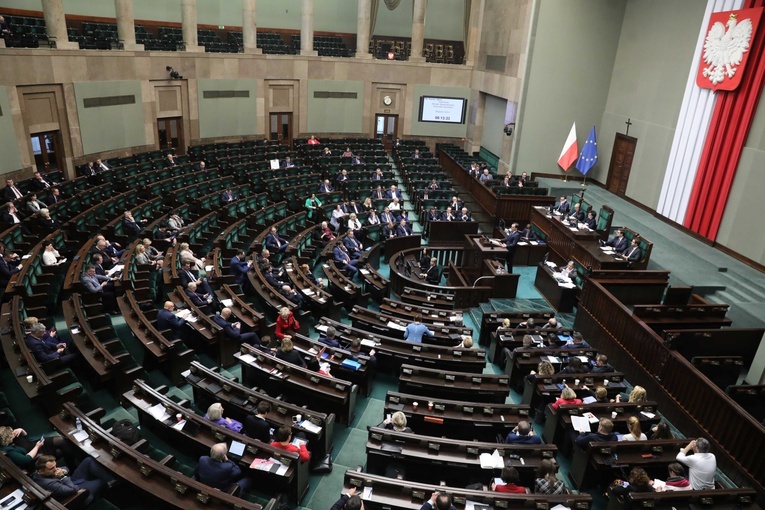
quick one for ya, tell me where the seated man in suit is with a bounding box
[333,244,358,276]
[212,307,260,346]
[351,154,365,165]
[584,211,597,230]
[195,161,206,172]
[371,185,386,200]
[386,185,402,200]
[0,250,22,289]
[562,331,590,349]
[122,211,146,238]
[574,418,618,449]
[156,301,188,340]
[620,238,643,265]
[229,249,252,286]
[93,240,117,270]
[281,156,295,168]
[425,207,440,223]
[243,401,272,444]
[605,229,628,254]
[591,354,615,373]
[195,443,252,495]
[381,221,396,239]
[318,326,343,348]
[280,284,305,308]
[412,149,422,159]
[185,281,213,310]
[420,257,440,284]
[30,171,55,191]
[0,202,25,227]
[319,179,335,193]
[265,226,288,253]
[262,264,287,289]
[553,196,570,215]
[505,420,543,444]
[95,158,110,172]
[441,206,456,222]
[421,492,458,510]
[26,323,80,368]
[179,259,213,296]
[2,179,24,202]
[220,187,237,205]
[80,264,117,313]
[164,153,177,167]
[458,207,471,222]
[395,219,412,237]
[479,169,493,183]
[80,161,97,178]
[568,203,585,223]
[33,455,115,507]
[372,168,385,181]
[44,188,62,206]
[343,230,364,259]
[379,207,395,225]
[449,196,462,211]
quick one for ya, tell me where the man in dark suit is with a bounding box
[501,223,521,273]
[164,154,177,168]
[212,307,259,345]
[395,219,412,237]
[280,156,295,168]
[386,185,402,200]
[30,172,55,191]
[426,207,440,223]
[620,238,643,265]
[420,257,440,284]
[568,203,585,223]
[574,418,618,449]
[421,492,457,510]
[90,254,107,277]
[380,208,394,225]
[412,149,421,159]
[606,229,628,254]
[591,354,615,373]
[229,249,252,286]
[371,168,384,181]
[262,264,287,289]
[121,211,146,237]
[80,162,97,178]
[265,227,288,253]
[458,208,471,221]
[185,281,212,310]
[319,179,334,193]
[44,188,62,206]
[178,259,212,295]
[381,221,396,239]
[371,185,385,200]
[553,196,570,215]
[318,326,343,348]
[194,161,206,172]
[93,240,117,270]
[25,323,80,367]
[195,443,251,495]
[448,197,462,211]
[0,252,21,288]
[156,301,187,340]
[243,401,272,444]
[441,207,455,221]
[80,265,117,312]
[95,159,110,172]
[343,230,364,259]
[220,188,237,205]
[2,179,24,202]
[333,244,358,276]
[0,202,25,226]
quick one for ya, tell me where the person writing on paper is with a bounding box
[505,420,542,445]
[560,260,576,279]
[195,443,252,495]
[206,403,243,433]
[584,211,597,230]
[403,315,434,343]
[620,416,647,441]
[271,425,310,462]
[420,492,457,510]
[492,467,527,493]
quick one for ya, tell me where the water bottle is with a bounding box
[75,418,82,431]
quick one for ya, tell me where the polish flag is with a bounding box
[557,122,578,171]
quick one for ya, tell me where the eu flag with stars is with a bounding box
[576,125,598,176]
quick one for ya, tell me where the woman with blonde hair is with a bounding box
[275,306,300,340]
[178,242,206,274]
[275,335,306,367]
[205,403,243,432]
[616,385,647,403]
[552,386,583,410]
[381,411,412,433]
[362,197,374,212]
[620,416,647,441]
[141,238,164,268]
[134,244,157,269]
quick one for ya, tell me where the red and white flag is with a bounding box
[557,122,578,171]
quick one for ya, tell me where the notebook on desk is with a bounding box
[181,420,201,436]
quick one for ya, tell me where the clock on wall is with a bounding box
[383,95,393,106]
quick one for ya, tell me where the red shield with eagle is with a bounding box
[696,8,763,91]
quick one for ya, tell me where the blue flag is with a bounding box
[576,125,598,176]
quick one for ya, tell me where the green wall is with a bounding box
[410,85,469,138]
[481,94,506,158]
[197,79,258,139]
[0,87,22,175]
[73,81,146,156]
[600,0,706,208]
[307,80,364,133]
[373,0,464,40]
[514,0,626,177]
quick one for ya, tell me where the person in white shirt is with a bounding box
[347,213,362,232]
[41,241,66,266]
[619,416,647,441]
[96,158,109,172]
[676,438,716,490]
[388,197,401,211]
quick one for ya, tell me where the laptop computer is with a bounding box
[181,420,201,436]
[228,440,246,459]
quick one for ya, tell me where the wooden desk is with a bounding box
[523,372,627,410]
[623,488,759,510]
[505,345,594,387]
[366,426,556,488]
[124,380,309,504]
[183,362,334,459]
[534,263,578,312]
[427,220,479,245]
[399,364,511,404]
[51,403,275,510]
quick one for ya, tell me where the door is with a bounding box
[375,114,398,150]
[606,133,637,195]
[269,113,293,146]
[157,117,185,155]
[30,132,63,173]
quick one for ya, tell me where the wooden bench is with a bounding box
[398,364,511,404]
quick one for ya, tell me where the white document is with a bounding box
[362,487,373,500]
[229,440,246,457]
[543,356,561,364]
[205,265,214,272]
[107,264,124,276]
[479,449,504,469]
[517,241,528,246]
[577,356,589,362]
[299,420,322,434]
[387,321,406,331]
[238,353,256,364]
[583,412,599,424]
[465,501,491,510]
[302,288,315,296]
[72,430,89,442]
[270,159,280,169]
[360,339,377,347]
[315,324,328,333]
[641,411,656,419]
[551,505,572,510]
[571,416,591,432]
[530,241,539,245]
[148,403,170,422]
[220,299,234,307]
[582,396,597,404]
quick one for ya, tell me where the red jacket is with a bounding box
[495,483,527,493]
[552,397,583,411]
[275,313,300,340]
[270,441,310,462]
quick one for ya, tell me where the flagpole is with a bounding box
[581,174,587,187]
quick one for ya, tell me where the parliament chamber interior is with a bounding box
[0,0,764,509]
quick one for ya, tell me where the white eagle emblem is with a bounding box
[702,14,753,85]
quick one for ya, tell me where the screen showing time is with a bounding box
[418,96,467,124]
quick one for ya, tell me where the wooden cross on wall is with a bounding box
[625,118,632,136]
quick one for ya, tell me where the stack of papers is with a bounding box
[583,412,599,424]
[299,420,322,434]
[362,487,373,500]
[148,403,171,422]
[387,321,406,331]
[302,288,315,296]
[641,411,656,419]
[479,449,504,469]
[72,429,89,442]
[107,264,124,277]
[238,353,256,364]
[315,324,328,332]
[220,299,234,307]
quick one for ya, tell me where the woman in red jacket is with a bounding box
[551,387,583,411]
[275,307,300,340]
[492,467,528,493]
[270,425,310,462]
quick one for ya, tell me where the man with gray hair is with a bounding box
[25,323,79,368]
[676,438,716,490]
[194,443,251,495]
[318,326,342,348]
